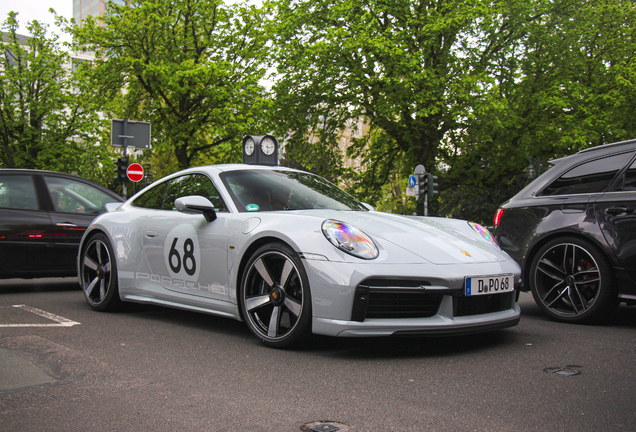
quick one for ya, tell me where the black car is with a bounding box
[0,169,123,279]
[494,139,636,323]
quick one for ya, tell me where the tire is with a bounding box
[80,233,121,311]
[529,236,617,323]
[239,242,312,348]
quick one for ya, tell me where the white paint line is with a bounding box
[0,305,81,328]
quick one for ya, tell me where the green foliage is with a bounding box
[0,12,112,184]
[72,0,273,174]
[271,0,521,163]
[271,0,636,223]
[280,129,347,182]
[270,0,533,211]
[438,0,636,223]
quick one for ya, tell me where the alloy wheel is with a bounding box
[242,248,306,344]
[533,242,602,319]
[81,235,116,308]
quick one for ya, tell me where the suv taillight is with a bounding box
[494,208,504,227]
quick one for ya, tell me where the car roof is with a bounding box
[548,139,636,166]
[549,139,636,166]
[209,164,297,172]
[577,138,636,154]
[503,138,636,205]
[0,168,76,175]
[164,164,302,177]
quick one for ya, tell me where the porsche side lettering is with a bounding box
[134,272,225,295]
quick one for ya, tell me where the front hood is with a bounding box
[295,210,506,265]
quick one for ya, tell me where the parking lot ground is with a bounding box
[1,279,635,431]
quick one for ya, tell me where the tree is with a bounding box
[0,12,109,181]
[271,0,636,223]
[72,0,272,171]
[439,0,636,224]
[271,0,531,184]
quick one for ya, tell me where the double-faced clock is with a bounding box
[242,135,279,166]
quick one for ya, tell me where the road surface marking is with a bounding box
[0,305,80,327]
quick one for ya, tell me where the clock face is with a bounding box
[261,137,276,156]
[244,137,255,155]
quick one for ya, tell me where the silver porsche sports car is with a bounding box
[78,164,521,347]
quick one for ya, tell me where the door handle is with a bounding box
[145,231,158,238]
[56,223,78,227]
[605,206,633,216]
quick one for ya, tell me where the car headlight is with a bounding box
[468,222,500,248]
[321,220,379,260]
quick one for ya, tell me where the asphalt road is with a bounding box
[0,278,634,432]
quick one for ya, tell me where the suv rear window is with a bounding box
[540,153,632,196]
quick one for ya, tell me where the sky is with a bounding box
[0,0,72,38]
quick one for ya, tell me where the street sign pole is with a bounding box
[121,119,128,199]
[425,190,428,217]
[111,118,152,200]
[414,164,427,216]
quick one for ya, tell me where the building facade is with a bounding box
[73,0,126,25]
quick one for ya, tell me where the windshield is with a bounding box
[220,169,367,212]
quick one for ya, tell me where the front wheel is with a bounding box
[529,236,616,323]
[80,233,121,311]
[239,242,312,348]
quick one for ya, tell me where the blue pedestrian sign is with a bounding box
[408,175,417,188]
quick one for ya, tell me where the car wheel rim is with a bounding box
[534,243,601,318]
[82,238,113,305]
[243,251,304,341]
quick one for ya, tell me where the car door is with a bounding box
[42,174,123,274]
[0,173,56,275]
[595,155,636,284]
[138,173,231,302]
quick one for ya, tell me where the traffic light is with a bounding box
[418,173,428,196]
[114,156,129,184]
[427,173,439,197]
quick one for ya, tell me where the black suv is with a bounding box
[494,139,636,323]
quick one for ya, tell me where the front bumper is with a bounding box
[313,296,520,337]
[303,259,521,337]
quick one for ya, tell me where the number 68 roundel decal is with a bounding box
[164,224,201,281]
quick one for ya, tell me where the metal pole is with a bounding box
[122,119,128,199]
[424,194,428,216]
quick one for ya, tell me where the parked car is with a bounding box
[78,164,521,348]
[0,169,124,279]
[494,139,636,323]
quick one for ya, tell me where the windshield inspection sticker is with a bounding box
[164,224,201,281]
[246,204,259,212]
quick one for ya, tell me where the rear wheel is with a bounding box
[529,237,616,323]
[80,233,121,311]
[240,242,311,348]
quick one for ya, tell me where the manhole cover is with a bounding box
[302,421,350,432]
[543,365,582,376]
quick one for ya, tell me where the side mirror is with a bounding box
[175,196,217,222]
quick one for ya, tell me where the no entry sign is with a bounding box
[126,163,144,182]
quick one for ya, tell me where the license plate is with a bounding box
[465,275,514,296]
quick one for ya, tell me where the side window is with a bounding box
[0,175,39,210]
[540,153,631,196]
[619,158,636,191]
[44,176,119,215]
[163,174,227,211]
[132,181,168,209]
